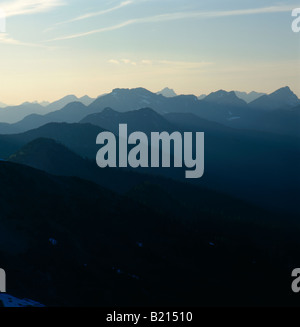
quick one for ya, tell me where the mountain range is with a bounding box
[1,86,299,137]
[0,106,299,214]
[1,84,300,306]
[0,95,95,124]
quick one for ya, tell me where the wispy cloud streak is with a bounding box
[1,0,64,18]
[47,4,295,41]
[108,58,213,68]
[0,33,53,48]
[54,0,133,27]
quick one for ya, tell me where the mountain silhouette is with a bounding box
[198,94,207,100]
[0,122,105,159]
[88,87,200,114]
[249,86,300,110]
[157,87,177,97]
[234,91,266,103]
[9,136,269,216]
[163,112,300,213]
[80,107,174,134]
[203,90,247,107]
[3,102,88,134]
[46,94,94,112]
[0,122,20,134]
[1,86,300,136]
[8,137,148,193]
[0,102,48,124]
[0,95,95,125]
[1,110,299,214]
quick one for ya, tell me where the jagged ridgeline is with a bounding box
[0,87,299,137]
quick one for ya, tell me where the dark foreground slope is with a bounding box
[0,161,300,306]
[8,137,274,220]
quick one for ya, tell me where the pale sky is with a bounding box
[0,0,299,104]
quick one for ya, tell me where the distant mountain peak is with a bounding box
[59,94,78,101]
[80,95,92,100]
[271,86,293,96]
[64,101,86,108]
[78,95,95,106]
[157,87,177,98]
[198,94,207,100]
[21,101,43,107]
[249,86,300,110]
[112,87,154,95]
[204,90,247,107]
[135,107,158,114]
[102,107,115,113]
[234,91,266,103]
[207,90,237,98]
[9,137,75,172]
